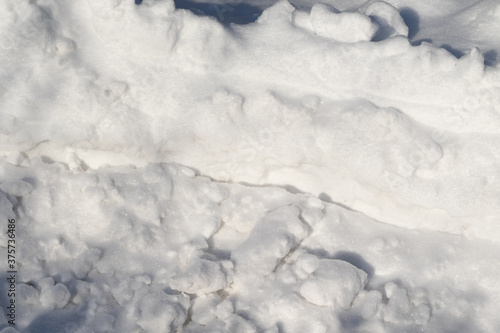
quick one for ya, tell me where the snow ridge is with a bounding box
[1,0,500,332]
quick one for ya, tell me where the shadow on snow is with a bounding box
[136,0,262,25]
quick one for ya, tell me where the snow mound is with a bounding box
[299,259,367,308]
[0,155,496,331]
[2,0,500,331]
[231,205,309,282]
[310,3,378,43]
[362,1,409,40]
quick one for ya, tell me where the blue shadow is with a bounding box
[136,0,262,25]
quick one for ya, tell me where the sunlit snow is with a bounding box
[1,0,500,332]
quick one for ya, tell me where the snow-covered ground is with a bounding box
[1,0,500,332]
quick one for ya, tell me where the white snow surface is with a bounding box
[1,0,500,332]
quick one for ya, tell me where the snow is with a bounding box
[362,1,408,40]
[309,3,378,42]
[39,279,71,310]
[298,259,368,308]
[1,0,500,332]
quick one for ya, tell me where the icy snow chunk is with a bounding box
[363,1,409,40]
[174,9,232,68]
[310,4,378,43]
[299,259,367,308]
[231,206,309,280]
[40,283,71,310]
[191,293,220,325]
[455,47,485,81]
[0,179,33,197]
[299,197,325,226]
[137,292,190,333]
[72,281,90,305]
[170,257,234,294]
[293,253,319,279]
[257,0,295,25]
[292,10,314,32]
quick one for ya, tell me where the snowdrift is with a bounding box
[1,0,500,332]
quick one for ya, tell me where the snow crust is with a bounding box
[1,0,500,331]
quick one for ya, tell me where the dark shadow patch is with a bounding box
[484,49,498,66]
[411,38,432,47]
[440,44,465,59]
[370,16,396,42]
[174,0,262,25]
[332,251,375,279]
[135,0,143,4]
[40,155,56,164]
[339,312,364,331]
[399,7,419,40]
[301,247,332,260]
[299,249,374,279]
[238,181,303,195]
[318,192,332,202]
[25,308,86,333]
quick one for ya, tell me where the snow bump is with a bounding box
[299,259,367,308]
[310,3,378,43]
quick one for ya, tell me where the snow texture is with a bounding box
[1,0,500,332]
